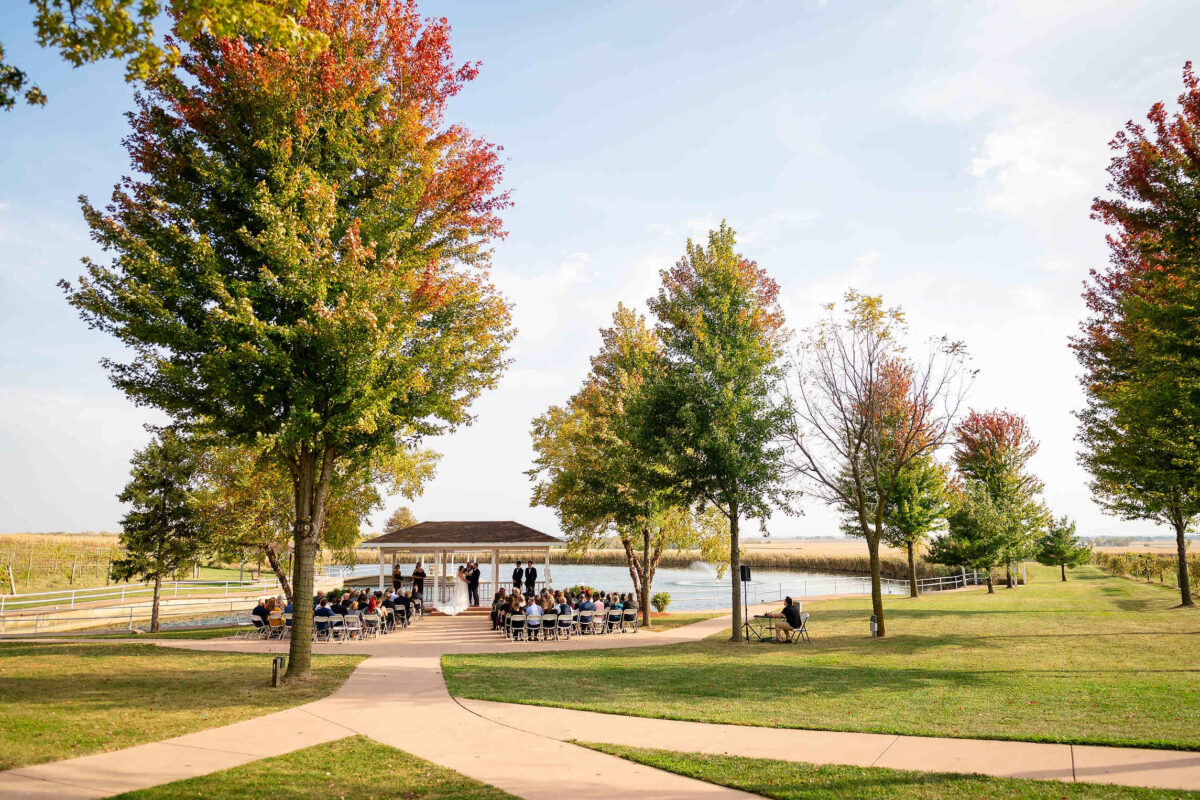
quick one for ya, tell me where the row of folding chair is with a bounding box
[503,608,639,641]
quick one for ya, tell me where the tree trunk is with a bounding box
[265,544,293,604]
[1005,562,1013,588]
[867,534,885,637]
[986,570,994,593]
[1061,564,1066,582]
[729,500,742,642]
[285,447,335,681]
[150,574,162,633]
[642,527,652,629]
[1174,519,1194,607]
[906,541,918,598]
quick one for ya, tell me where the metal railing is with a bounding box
[0,577,290,614]
[657,571,981,611]
[0,595,262,635]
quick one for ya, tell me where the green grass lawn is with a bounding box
[0,642,364,769]
[444,565,1200,750]
[89,626,243,639]
[585,743,1200,800]
[114,736,516,800]
[643,612,721,631]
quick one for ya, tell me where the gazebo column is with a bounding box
[490,548,499,597]
[433,551,441,609]
[544,546,551,592]
[377,548,386,592]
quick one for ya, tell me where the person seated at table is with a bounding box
[768,596,803,643]
[313,598,334,632]
[251,599,269,627]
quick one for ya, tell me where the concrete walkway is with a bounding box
[2,605,1198,798]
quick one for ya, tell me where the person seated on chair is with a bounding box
[313,598,334,632]
[252,599,269,627]
[283,598,293,614]
[330,595,347,616]
[592,593,604,617]
[577,593,595,614]
[525,597,543,631]
[555,592,571,616]
[769,596,803,642]
[490,590,505,630]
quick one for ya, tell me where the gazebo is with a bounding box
[359,521,561,608]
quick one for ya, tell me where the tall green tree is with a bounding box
[1036,516,1091,581]
[786,293,970,636]
[61,0,513,677]
[529,305,727,627]
[639,224,793,641]
[928,479,1006,592]
[1074,64,1200,608]
[884,456,950,597]
[110,430,211,632]
[2,0,327,109]
[954,410,1049,588]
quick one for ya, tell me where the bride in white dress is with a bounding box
[443,566,471,616]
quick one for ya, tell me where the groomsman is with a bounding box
[512,563,524,593]
[467,562,481,606]
[524,561,537,596]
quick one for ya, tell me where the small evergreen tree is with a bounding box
[1036,516,1091,581]
[110,431,210,632]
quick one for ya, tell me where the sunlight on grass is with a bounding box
[444,565,1200,749]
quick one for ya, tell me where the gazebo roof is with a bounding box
[360,520,561,549]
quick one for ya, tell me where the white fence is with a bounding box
[0,577,289,614]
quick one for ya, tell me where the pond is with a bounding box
[334,560,907,611]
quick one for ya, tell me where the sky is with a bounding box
[1,0,1197,539]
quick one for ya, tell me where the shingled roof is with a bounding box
[361,520,560,548]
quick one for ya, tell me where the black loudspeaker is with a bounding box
[740,564,752,582]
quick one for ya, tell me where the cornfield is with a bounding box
[1091,549,1200,593]
[0,533,122,593]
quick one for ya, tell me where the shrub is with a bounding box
[651,592,671,612]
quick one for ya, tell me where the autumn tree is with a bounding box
[786,293,970,636]
[2,0,327,109]
[529,305,728,627]
[385,506,418,534]
[1036,516,1090,581]
[110,430,212,632]
[196,444,436,600]
[928,479,1006,592]
[61,0,513,677]
[1074,63,1200,607]
[638,225,792,641]
[954,410,1048,588]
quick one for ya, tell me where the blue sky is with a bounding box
[2,0,1197,538]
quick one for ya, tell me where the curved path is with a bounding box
[2,604,1199,798]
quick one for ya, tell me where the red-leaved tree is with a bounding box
[62,0,515,676]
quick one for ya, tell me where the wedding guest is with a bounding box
[312,590,325,607]
[412,562,426,598]
[525,596,543,633]
[313,598,334,634]
[251,599,268,626]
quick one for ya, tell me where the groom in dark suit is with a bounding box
[524,561,537,596]
[466,562,481,606]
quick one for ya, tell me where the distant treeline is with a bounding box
[1086,535,1199,546]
